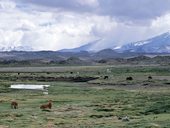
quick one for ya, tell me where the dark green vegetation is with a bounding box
[0,66,170,128]
[1,51,170,66]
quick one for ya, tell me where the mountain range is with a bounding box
[117,32,170,53]
[0,31,170,55]
[0,45,33,51]
[60,31,170,54]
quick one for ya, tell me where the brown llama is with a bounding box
[40,100,52,109]
[11,101,18,109]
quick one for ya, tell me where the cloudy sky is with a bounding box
[0,0,170,51]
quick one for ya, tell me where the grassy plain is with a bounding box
[0,65,170,128]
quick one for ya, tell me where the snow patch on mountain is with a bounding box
[134,41,150,46]
[60,38,117,52]
[117,31,170,53]
[113,46,122,49]
[0,45,33,51]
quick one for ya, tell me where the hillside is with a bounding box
[118,32,170,53]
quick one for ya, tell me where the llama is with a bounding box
[40,100,52,109]
[11,101,18,109]
[148,76,152,80]
[126,76,133,81]
[104,76,109,79]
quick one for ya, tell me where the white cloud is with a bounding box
[0,0,16,9]
[150,13,170,34]
[0,30,23,48]
[0,0,170,51]
[76,0,99,7]
[0,0,118,51]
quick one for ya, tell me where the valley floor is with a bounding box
[0,65,170,128]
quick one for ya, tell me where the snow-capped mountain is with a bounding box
[117,32,170,53]
[59,38,117,53]
[59,40,100,53]
[60,31,170,53]
[1,32,170,54]
[0,45,33,51]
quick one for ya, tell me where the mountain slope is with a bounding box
[0,45,33,51]
[59,40,100,53]
[118,32,170,53]
[59,38,117,53]
[1,32,170,54]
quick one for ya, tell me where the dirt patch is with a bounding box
[90,114,114,118]
[0,76,99,82]
[94,108,114,112]
[0,126,9,128]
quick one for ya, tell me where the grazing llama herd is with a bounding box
[11,100,52,110]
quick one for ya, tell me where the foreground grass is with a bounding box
[0,82,170,128]
[0,65,170,128]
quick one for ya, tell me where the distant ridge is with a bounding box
[59,31,170,54]
[59,40,100,53]
[117,32,170,53]
[0,46,33,51]
[1,32,170,54]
